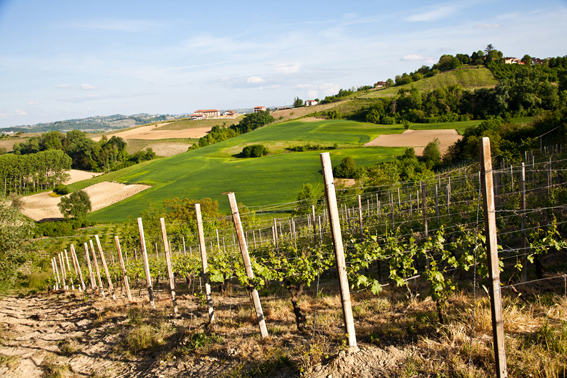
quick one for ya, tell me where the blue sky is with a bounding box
[0,0,566,128]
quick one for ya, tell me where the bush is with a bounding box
[53,184,69,195]
[242,144,270,158]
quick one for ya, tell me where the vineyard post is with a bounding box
[390,194,394,228]
[216,229,220,248]
[358,195,363,236]
[320,152,358,350]
[259,228,263,246]
[182,236,186,256]
[312,205,317,243]
[397,187,401,208]
[435,184,439,222]
[521,163,528,282]
[159,218,178,314]
[114,236,132,302]
[366,199,369,218]
[89,240,105,298]
[510,165,514,191]
[421,181,429,269]
[70,245,86,291]
[273,218,279,253]
[479,137,508,378]
[58,253,67,290]
[318,216,323,245]
[377,199,381,219]
[51,258,60,290]
[409,194,413,217]
[292,219,297,248]
[547,158,552,198]
[64,250,76,291]
[95,235,115,299]
[136,218,155,307]
[494,171,501,209]
[446,184,450,216]
[253,229,257,248]
[227,192,268,338]
[84,243,96,291]
[195,205,214,322]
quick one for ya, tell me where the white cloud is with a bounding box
[55,84,71,88]
[307,90,318,99]
[0,109,27,118]
[404,6,456,22]
[81,84,96,90]
[221,77,230,82]
[258,85,281,90]
[401,54,426,61]
[247,76,265,84]
[295,84,312,89]
[476,23,501,29]
[272,63,301,74]
[28,101,39,105]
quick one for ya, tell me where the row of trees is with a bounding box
[0,149,71,195]
[13,130,154,172]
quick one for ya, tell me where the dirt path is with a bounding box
[364,129,461,155]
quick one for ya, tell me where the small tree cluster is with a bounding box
[241,144,270,158]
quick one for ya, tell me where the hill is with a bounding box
[68,119,413,222]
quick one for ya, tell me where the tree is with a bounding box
[422,138,441,167]
[241,144,269,158]
[333,156,359,178]
[293,97,304,107]
[0,200,37,283]
[58,190,91,220]
[521,54,532,66]
[293,183,319,215]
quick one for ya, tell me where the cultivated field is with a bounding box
[91,124,211,142]
[20,182,150,221]
[365,129,462,155]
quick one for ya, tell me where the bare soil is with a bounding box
[141,143,192,157]
[91,124,211,142]
[64,170,103,185]
[364,129,462,155]
[20,182,150,221]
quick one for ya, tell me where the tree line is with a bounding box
[13,130,155,172]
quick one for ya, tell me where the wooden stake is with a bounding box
[64,250,76,291]
[520,163,528,282]
[358,195,363,236]
[70,244,86,291]
[195,205,214,322]
[159,218,178,314]
[320,152,357,350]
[435,184,439,222]
[137,218,154,307]
[479,137,508,378]
[84,243,95,291]
[95,235,115,299]
[89,240,105,297]
[227,193,268,338]
[52,258,61,290]
[114,236,132,302]
[58,253,67,290]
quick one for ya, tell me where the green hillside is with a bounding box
[70,120,409,222]
[362,67,498,99]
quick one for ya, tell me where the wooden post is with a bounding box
[84,243,95,290]
[312,205,317,242]
[320,152,357,349]
[89,240,105,297]
[137,218,155,307]
[159,218,178,314]
[446,184,450,216]
[358,195,363,236]
[397,187,401,208]
[195,205,214,322]
[216,229,220,248]
[409,193,413,217]
[182,236,187,256]
[52,258,61,290]
[227,193,268,338]
[58,253,67,290]
[273,218,279,253]
[479,137,508,378]
[547,158,552,198]
[95,235,115,299]
[520,163,528,282]
[64,250,76,291]
[435,184,439,222]
[70,245,86,291]
[390,194,394,228]
[114,236,132,302]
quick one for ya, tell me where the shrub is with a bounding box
[53,184,69,195]
[242,144,270,158]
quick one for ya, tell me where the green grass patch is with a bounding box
[363,67,498,99]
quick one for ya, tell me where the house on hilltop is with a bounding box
[305,100,318,107]
[254,106,266,113]
[222,110,237,117]
[194,109,220,118]
[503,57,524,65]
[374,81,387,88]
[190,113,207,120]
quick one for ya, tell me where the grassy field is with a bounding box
[71,120,408,222]
[363,67,498,99]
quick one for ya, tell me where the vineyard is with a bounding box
[5,138,567,377]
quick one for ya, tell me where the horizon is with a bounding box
[1,0,566,128]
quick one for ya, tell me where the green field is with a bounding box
[71,120,410,222]
[363,67,498,99]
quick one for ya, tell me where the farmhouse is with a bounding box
[305,100,318,107]
[374,81,387,88]
[254,106,266,113]
[503,57,524,65]
[194,109,220,118]
[222,110,237,117]
[190,113,207,120]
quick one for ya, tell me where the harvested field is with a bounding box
[142,142,191,157]
[91,124,211,142]
[20,182,150,221]
[64,169,103,185]
[364,129,461,155]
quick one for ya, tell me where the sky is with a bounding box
[0,0,566,128]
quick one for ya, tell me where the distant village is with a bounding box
[189,100,319,121]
